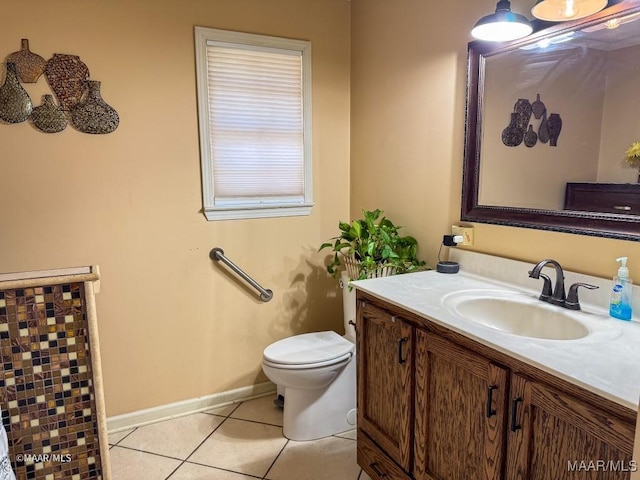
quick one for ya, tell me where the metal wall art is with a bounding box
[501,94,561,148]
[0,62,32,124]
[6,39,46,83]
[30,94,68,133]
[71,80,119,134]
[44,53,90,111]
[0,39,119,134]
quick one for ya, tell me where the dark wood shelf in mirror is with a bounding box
[565,183,640,215]
[461,0,640,242]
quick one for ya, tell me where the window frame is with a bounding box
[194,26,313,221]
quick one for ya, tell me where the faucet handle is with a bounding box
[529,271,553,301]
[565,283,599,310]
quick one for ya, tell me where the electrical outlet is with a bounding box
[451,225,474,246]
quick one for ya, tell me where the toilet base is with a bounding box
[281,356,356,441]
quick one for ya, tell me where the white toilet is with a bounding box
[261,272,357,441]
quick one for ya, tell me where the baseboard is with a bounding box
[106,381,276,433]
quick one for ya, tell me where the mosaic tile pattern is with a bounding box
[0,283,102,479]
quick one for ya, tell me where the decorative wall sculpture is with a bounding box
[1,39,119,135]
[30,94,68,133]
[6,39,46,83]
[44,54,90,112]
[0,62,32,124]
[501,94,561,148]
[71,81,119,134]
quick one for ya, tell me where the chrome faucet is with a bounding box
[528,259,598,310]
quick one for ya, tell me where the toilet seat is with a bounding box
[263,331,354,369]
[262,351,352,370]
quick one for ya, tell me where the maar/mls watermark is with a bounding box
[14,454,73,464]
[568,460,638,473]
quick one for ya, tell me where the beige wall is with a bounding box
[352,0,640,465]
[351,0,640,280]
[2,0,639,425]
[480,47,605,210]
[598,44,640,183]
[0,0,351,416]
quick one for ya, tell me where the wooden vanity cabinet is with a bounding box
[506,375,635,480]
[356,293,636,480]
[357,301,414,473]
[413,332,508,480]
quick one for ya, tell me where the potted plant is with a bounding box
[319,208,427,281]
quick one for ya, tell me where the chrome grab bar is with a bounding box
[209,248,273,302]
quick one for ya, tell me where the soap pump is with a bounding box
[609,257,633,321]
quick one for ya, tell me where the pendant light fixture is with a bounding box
[531,0,607,21]
[471,0,533,42]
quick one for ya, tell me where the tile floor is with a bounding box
[108,395,372,480]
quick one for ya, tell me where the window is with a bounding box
[194,27,313,220]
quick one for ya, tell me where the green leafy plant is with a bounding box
[319,208,427,280]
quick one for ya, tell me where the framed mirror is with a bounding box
[462,1,640,241]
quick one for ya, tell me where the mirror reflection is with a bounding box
[479,10,640,212]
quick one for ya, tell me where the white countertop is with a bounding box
[351,253,640,411]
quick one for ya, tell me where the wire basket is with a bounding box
[343,254,396,280]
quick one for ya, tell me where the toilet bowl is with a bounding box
[262,331,356,440]
[261,272,357,441]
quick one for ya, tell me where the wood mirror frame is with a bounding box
[461,1,640,241]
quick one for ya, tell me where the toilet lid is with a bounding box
[263,331,354,366]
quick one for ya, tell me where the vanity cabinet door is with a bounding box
[413,332,509,480]
[357,301,414,471]
[506,374,635,480]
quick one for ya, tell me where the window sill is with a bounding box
[203,204,313,221]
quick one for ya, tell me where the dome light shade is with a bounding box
[472,0,534,42]
[531,0,608,21]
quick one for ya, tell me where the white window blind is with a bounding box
[195,27,313,221]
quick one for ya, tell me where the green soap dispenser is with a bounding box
[610,257,633,321]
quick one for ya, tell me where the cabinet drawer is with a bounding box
[358,431,411,480]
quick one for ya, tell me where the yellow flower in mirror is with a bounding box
[626,141,640,167]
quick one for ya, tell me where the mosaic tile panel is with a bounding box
[0,283,103,479]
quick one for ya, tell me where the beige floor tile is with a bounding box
[118,413,224,459]
[204,404,238,417]
[334,429,356,440]
[188,418,287,477]
[109,446,181,480]
[108,428,135,445]
[359,469,372,480]
[230,396,283,426]
[266,436,360,480]
[170,462,259,479]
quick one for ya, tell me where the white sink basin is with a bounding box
[442,290,590,340]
